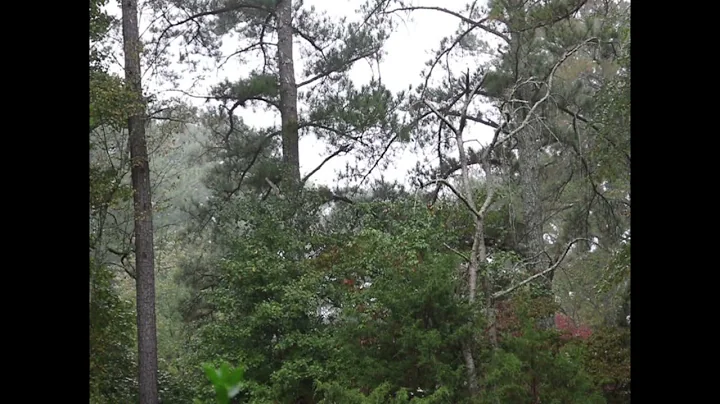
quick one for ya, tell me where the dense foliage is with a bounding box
[90,1,630,403]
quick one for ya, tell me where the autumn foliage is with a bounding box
[554,313,593,340]
[494,298,593,341]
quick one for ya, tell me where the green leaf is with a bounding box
[202,362,245,403]
[214,384,229,404]
[202,363,221,386]
[226,366,245,387]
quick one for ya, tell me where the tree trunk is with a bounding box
[121,1,159,402]
[509,23,552,317]
[516,98,555,330]
[454,116,497,396]
[276,0,300,185]
[517,121,546,282]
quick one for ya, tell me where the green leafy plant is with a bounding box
[196,362,245,404]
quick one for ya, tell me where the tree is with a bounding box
[370,0,629,399]
[90,2,139,402]
[150,0,404,196]
[89,1,630,402]
[121,0,160,401]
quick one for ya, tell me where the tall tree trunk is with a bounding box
[508,21,553,326]
[517,121,546,282]
[121,1,159,402]
[455,126,479,397]
[276,0,300,185]
[516,98,554,330]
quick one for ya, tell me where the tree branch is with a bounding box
[444,242,470,262]
[496,38,597,148]
[297,49,379,88]
[155,3,273,55]
[422,100,459,136]
[264,177,284,199]
[301,144,353,185]
[510,0,588,34]
[493,238,592,299]
[384,6,510,43]
[424,179,481,219]
[358,134,398,188]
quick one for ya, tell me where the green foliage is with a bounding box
[90,260,137,403]
[173,188,624,403]
[177,195,473,402]
[180,193,331,402]
[482,292,606,404]
[89,0,140,132]
[90,0,113,69]
[201,362,246,404]
[582,327,630,403]
[89,165,133,214]
[89,3,631,403]
[308,80,397,134]
[598,242,630,295]
[212,74,279,106]
[316,381,454,403]
[89,5,139,400]
[481,70,514,98]
[90,71,142,133]
[318,206,471,399]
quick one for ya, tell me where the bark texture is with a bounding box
[517,121,547,285]
[121,0,159,402]
[276,0,301,185]
[509,19,553,328]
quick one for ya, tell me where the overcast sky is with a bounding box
[104,0,497,187]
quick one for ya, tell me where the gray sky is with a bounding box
[104,0,497,187]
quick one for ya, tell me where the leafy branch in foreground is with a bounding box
[197,362,245,404]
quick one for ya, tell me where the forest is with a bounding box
[89,0,630,403]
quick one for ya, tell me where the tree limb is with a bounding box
[444,243,470,262]
[301,144,353,185]
[424,179,481,219]
[297,49,379,88]
[155,3,273,57]
[358,134,398,189]
[384,6,510,43]
[264,177,285,199]
[496,38,597,148]
[493,238,592,299]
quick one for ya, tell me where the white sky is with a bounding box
[103,0,496,187]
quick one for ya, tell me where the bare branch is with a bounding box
[384,6,510,43]
[358,134,399,188]
[217,41,276,70]
[493,238,593,299]
[154,3,273,59]
[265,177,284,198]
[189,130,281,241]
[510,0,588,34]
[419,25,476,100]
[422,100,459,136]
[293,27,327,61]
[496,38,597,147]
[425,179,481,219]
[444,243,470,262]
[301,144,353,185]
